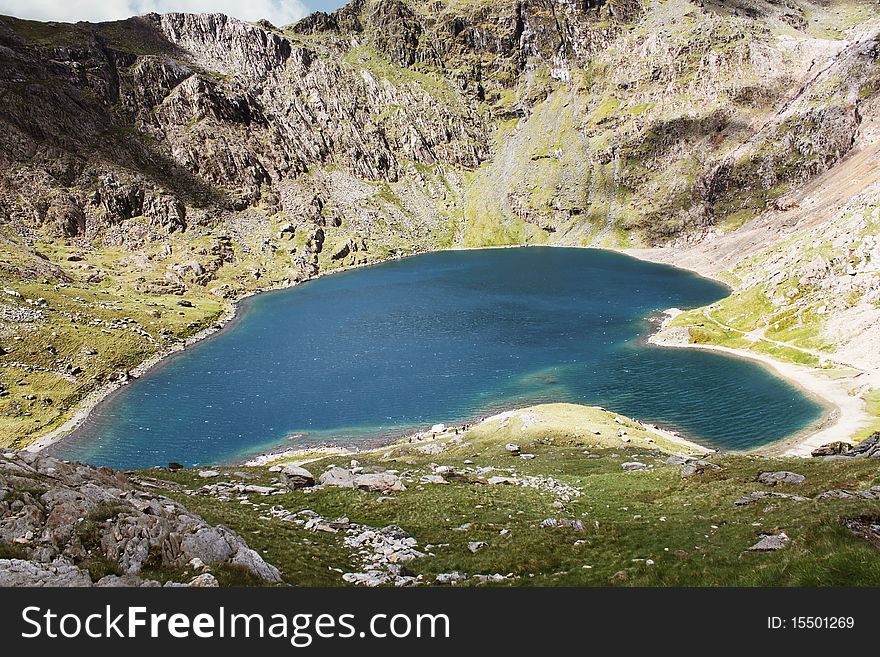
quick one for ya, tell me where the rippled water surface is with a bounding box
[52,248,824,468]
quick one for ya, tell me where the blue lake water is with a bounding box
[51,247,824,468]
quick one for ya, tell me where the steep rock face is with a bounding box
[0,450,282,586]
[2,1,876,253]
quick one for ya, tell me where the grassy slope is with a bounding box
[142,404,880,586]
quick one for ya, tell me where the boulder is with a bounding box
[353,473,406,493]
[279,464,315,489]
[188,573,220,587]
[757,471,806,486]
[811,442,852,457]
[231,547,282,583]
[622,461,649,471]
[96,574,160,587]
[319,467,356,488]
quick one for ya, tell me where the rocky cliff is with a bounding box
[0,0,879,447]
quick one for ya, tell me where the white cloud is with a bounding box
[0,0,310,26]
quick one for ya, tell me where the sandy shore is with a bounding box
[647,309,874,457]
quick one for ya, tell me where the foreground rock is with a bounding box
[316,466,405,493]
[757,471,806,486]
[279,464,315,489]
[353,473,406,493]
[748,533,789,552]
[0,451,281,586]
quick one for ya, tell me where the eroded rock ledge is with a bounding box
[0,450,281,587]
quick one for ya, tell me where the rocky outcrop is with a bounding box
[0,450,281,586]
[814,433,880,460]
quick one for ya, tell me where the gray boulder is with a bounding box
[319,467,356,488]
[435,571,468,585]
[279,464,315,489]
[847,433,880,458]
[353,473,406,493]
[757,471,806,486]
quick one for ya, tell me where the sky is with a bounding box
[0,0,348,26]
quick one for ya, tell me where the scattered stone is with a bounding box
[0,451,281,586]
[487,476,517,485]
[467,541,486,553]
[420,474,447,485]
[540,518,586,531]
[748,533,789,552]
[622,461,649,471]
[198,470,221,478]
[505,443,521,455]
[435,572,468,585]
[734,491,810,506]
